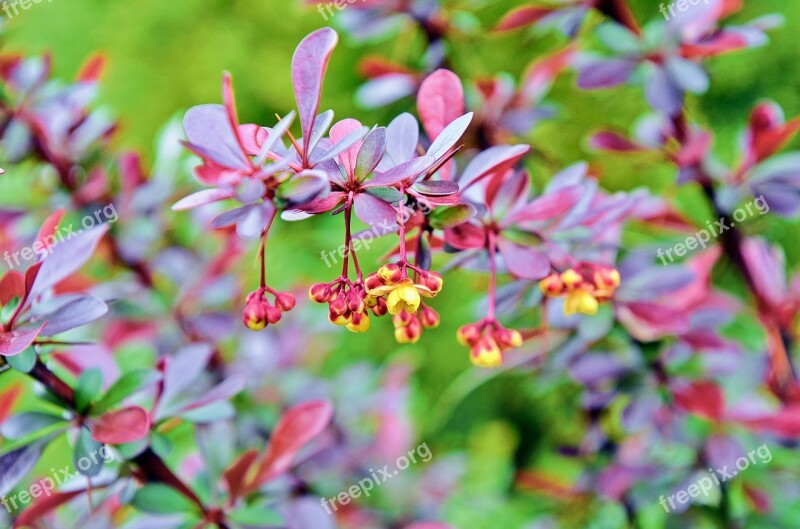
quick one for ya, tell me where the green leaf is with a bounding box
[0,412,67,440]
[73,426,105,477]
[7,348,36,373]
[229,504,283,526]
[130,484,199,514]
[74,368,103,413]
[92,369,161,414]
[365,186,403,204]
[428,204,476,229]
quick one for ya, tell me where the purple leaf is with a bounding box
[577,58,636,89]
[184,105,248,168]
[412,180,460,196]
[385,112,420,165]
[0,325,44,357]
[354,193,398,227]
[426,113,473,160]
[645,66,683,116]
[29,224,109,301]
[172,188,235,211]
[366,156,434,187]
[280,171,329,207]
[497,237,550,280]
[459,144,530,189]
[292,28,339,156]
[39,295,108,336]
[178,375,246,414]
[0,441,46,496]
[354,127,387,182]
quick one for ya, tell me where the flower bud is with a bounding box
[470,336,502,368]
[394,309,414,326]
[539,272,564,297]
[418,270,443,294]
[564,289,599,316]
[309,282,331,303]
[329,295,348,316]
[329,309,351,326]
[242,296,269,331]
[371,297,388,317]
[266,304,282,324]
[394,317,422,344]
[560,269,583,290]
[275,292,296,312]
[457,322,482,347]
[365,272,384,293]
[419,305,440,328]
[347,311,371,333]
[378,263,403,284]
[494,327,523,350]
[346,290,365,313]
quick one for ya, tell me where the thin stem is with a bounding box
[342,192,354,278]
[487,230,498,320]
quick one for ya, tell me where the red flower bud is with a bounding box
[371,297,388,317]
[346,290,365,313]
[457,322,482,347]
[242,293,269,331]
[539,272,564,297]
[494,327,523,350]
[418,270,443,294]
[365,272,384,292]
[329,296,348,316]
[266,304,282,324]
[275,292,296,312]
[309,282,331,303]
[419,305,440,328]
[378,263,403,284]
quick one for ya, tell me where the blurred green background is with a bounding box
[3,1,800,527]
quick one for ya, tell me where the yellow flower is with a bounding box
[386,280,422,315]
[564,289,599,316]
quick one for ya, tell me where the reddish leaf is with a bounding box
[417,69,464,143]
[589,131,645,152]
[0,384,22,423]
[738,405,800,438]
[13,490,84,528]
[222,448,260,502]
[0,323,45,357]
[246,400,333,491]
[36,209,65,251]
[77,54,106,82]
[0,271,26,305]
[495,6,556,31]
[91,406,151,444]
[672,381,725,422]
[292,28,339,153]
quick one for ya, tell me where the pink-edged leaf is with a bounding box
[354,192,398,227]
[737,405,800,438]
[0,323,45,357]
[0,271,26,305]
[426,113,473,161]
[445,222,486,250]
[417,69,464,142]
[385,112,420,164]
[293,28,339,154]
[328,118,364,176]
[280,170,329,207]
[13,490,84,528]
[354,127,387,182]
[521,46,575,103]
[178,375,245,414]
[248,400,334,489]
[367,156,434,187]
[172,188,235,211]
[36,209,65,249]
[681,30,749,58]
[28,225,109,300]
[282,192,347,221]
[497,237,550,280]
[412,180,460,196]
[506,185,584,224]
[183,104,248,168]
[459,144,530,189]
[672,381,725,422]
[495,6,556,31]
[589,131,645,152]
[39,295,108,336]
[222,448,260,502]
[91,406,151,444]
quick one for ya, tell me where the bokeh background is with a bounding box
[1,1,800,528]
